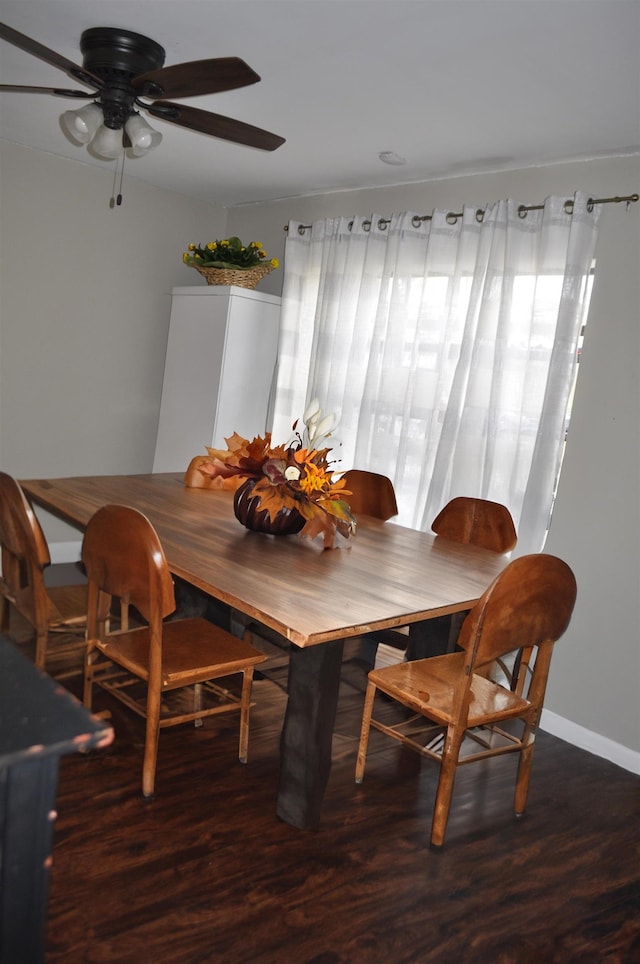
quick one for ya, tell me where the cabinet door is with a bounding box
[214,296,280,450]
[153,287,281,473]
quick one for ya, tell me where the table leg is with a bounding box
[405,614,458,660]
[276,638,344,830]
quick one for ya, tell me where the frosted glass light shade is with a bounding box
[61,103,103,144]
[125,113,163,156]
[90,124,124,159]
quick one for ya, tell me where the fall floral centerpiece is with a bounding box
[182,236,279,289]
[189,402,357,548]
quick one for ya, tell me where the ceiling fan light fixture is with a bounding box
[124,112,162,156]
[90,123,123,159]
[61,102,103,144]
[1,21,286,159]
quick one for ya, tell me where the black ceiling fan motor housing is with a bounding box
[80,28,166,128]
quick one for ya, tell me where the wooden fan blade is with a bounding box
[0,22,103,89]
[0,84,95,98]
[134,57,260,99]
[147,101,285,151]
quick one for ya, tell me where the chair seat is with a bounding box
[95,617,266,688]
[0,578,86,628]
[47,583,88,628]
[369,652,530,727]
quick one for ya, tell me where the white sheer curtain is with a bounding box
[272,193,600,553]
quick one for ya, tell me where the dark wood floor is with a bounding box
[9,604,640,964]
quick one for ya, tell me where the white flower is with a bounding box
[314,413,335,439]
[299,399,338,448]
[284,465,301,481]
[303,398,321,423]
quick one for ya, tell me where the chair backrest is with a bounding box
[342,470,398,521]
[0,471,51,566]
[431,496,517,553]
[458,554,577,673]
[0,471,51,625]
[81,504,176,627]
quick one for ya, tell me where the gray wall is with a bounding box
[226,155,640,767]
[1,140,638,768]
[0,140,225,542]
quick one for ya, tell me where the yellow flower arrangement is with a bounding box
[195,402,356,548]
[182,236,279,271]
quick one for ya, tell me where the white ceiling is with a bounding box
[1,0,638,207]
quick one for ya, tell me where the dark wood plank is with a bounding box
[8,622,635,964]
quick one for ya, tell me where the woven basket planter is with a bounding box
[191,262,273,289]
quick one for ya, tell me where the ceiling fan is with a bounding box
[0,21,286,160]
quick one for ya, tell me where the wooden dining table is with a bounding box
[21,472,509,830]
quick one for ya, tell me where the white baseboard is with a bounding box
[540,708,640,775]
[49,540,83,564]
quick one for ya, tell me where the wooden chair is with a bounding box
[405,496,518,663]
[431,496,517,553]
[362,495,518,666]
[0,471,87,671]
[335,470,400,661]
[341,469,398,521]
[81,504,267,798]
[355,553,576,846]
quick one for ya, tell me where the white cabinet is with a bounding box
[153,286,281,473]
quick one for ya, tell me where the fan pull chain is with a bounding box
[109,150,126,208]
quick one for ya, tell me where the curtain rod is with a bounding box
[284,193,639,233]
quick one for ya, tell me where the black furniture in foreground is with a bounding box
[0,636,113,964]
